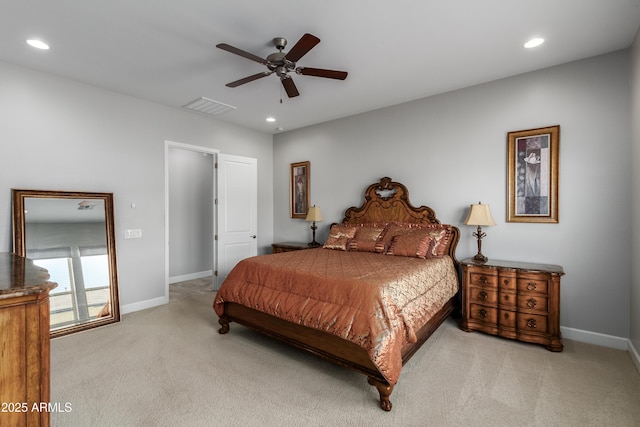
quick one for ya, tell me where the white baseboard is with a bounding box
[168,270,212,284]
[560,326,629,350]
[121,296,168,315]
[120,272,212,316]
[629,339,640,374]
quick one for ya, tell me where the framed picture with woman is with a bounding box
[507,125,560,223]
[290,161,310,218]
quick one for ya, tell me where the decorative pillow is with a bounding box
[348,225,386,252]
[424,227,452,257]
[381,223,453,258]
[323,224,357,251]
[378,223,418,247]
[386,234,433,258]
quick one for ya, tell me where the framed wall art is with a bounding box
[290,161,310,218]
[507,125,560,223]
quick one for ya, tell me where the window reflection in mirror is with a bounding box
[12,190,120,337]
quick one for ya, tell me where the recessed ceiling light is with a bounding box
[266,117,276,122]
[26,39,50,50]
[524,38,544,49]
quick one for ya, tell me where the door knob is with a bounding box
[250,235,257,239]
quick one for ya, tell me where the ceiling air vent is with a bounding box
[182,97,236,116]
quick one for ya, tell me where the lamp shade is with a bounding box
[305,205,323,222]
[464,203,496,226]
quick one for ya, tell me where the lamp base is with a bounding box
[472,225,488,264]
[308,221,321,248]
[472,253,488,264]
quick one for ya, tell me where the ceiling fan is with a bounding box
[216,33,348,98]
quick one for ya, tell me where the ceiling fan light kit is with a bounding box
[216,33,347,98]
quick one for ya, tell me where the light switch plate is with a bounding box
[124,229,142,239]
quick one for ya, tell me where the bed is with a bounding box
[213,177,460,411]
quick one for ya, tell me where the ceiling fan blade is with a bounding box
[226,72,272,88]
[298,67,348,80]
[216,43,267,65]
[285,33,320,63]
[281,76,300,98]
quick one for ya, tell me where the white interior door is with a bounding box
[215,154,257,289]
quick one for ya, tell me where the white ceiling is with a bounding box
[1,1,639,134]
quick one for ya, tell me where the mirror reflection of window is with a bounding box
[27,248,110,330]
[81,254,110,318]
[34,256,75,327]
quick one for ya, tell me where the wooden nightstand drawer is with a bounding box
[469,272,498,288]
[469,287,497,304]
[517,313,548,333]
[499,276,516,291]
[498,309,516,328]
[517,294,548,312]
[517,277,548,294]
[469,304,497,324]
[499,291,516,308]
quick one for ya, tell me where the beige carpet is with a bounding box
[50,278,640,426]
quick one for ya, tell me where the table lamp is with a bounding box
[464,202,496,264]
[305,205,323,247]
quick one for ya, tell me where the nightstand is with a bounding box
[460,258,564,352]
[271,242,316,254]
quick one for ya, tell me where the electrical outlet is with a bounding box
[124,229,142,239]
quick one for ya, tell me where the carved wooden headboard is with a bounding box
[342,177,460,265]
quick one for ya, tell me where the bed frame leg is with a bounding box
[218,318,230,334]
[367,377,393,411]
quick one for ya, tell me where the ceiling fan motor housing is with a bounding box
[266,51,295,75]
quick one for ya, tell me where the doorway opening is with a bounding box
[165,141,218,300]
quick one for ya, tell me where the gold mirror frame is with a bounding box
[12,189,120,338]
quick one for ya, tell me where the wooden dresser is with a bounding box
[460,258,564,351]
[271,242,315,253]
[0,253,57,427]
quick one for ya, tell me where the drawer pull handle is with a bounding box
[503,279,510,285]
[479,275,488,284]
[478,291,488,301]
[527,298,537,308]
[478,309,487,319]
[527,318,537,329]
[527,282,537,291]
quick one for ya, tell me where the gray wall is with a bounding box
[274,50,632,341]
[631,30,640,361]
[0,60,274,313]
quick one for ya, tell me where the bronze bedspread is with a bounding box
[213,248,458,385]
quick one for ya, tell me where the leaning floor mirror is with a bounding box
[12,189,120,338]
